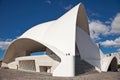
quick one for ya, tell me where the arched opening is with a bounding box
[108,57,118,72]
[3,38,61,73]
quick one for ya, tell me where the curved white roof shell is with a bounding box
[2,3,118,77]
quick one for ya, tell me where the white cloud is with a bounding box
[0,39,12,50]
[100,37,120,47]
[89,20,110,40]
[89,12,120,41]
[64,4,73,10]
[110,13,120,34]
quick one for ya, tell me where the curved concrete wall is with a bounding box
[101,55,118,72]
[2,3,98,77]
[2,3,117,77]
[76,27,101,68]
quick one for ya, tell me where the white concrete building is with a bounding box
[1,3,118,77]
[105,52,120,64]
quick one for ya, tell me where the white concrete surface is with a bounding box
[2,3,119,77]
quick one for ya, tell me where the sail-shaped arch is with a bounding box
[1,3,118,77]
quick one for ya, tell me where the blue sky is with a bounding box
[0,0,120,60]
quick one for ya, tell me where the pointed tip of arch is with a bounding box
[76,3,90,35]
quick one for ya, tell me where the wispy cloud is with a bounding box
[100,37,120,52]
[117,48,120,52]
[89,12,120,41]
[89,13,120,52]
[91,12,100,17]
[89,20,110,41]
[105,20,111,24]
[45,0,52,4]
[64,4,73,10]
[110,13,120,34]
[0,39,12,50]
[100,37,120,47]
